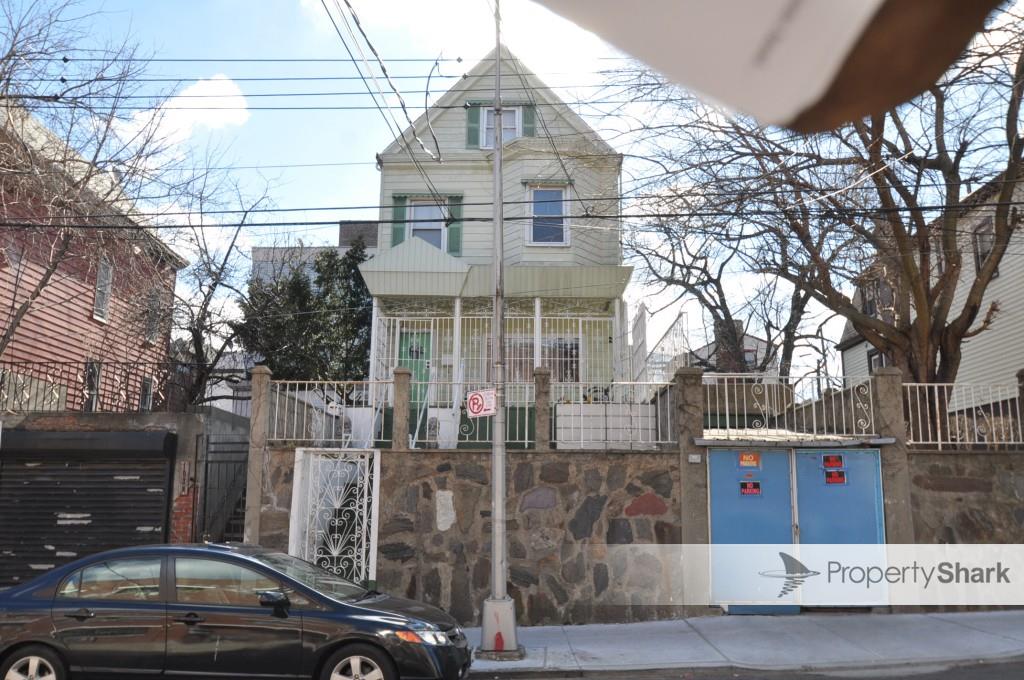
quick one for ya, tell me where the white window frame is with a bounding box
[481,106,521,149]
[93,257,113,323]
[408,199,447,251]
[526,185,570,247]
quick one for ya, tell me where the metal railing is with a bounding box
[268,380,391,445]
[551,382,675,450]
[703,373,875,440]
[904,382,1023,448]
[0,361,192,413]
[409,381,535,448]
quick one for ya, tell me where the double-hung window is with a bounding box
[408,200,447,250]
[481,107,520,148]
[973,218,999,277]
[529,187,568,245]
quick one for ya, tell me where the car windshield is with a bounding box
[249,552,368,601]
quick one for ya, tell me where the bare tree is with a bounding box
[615,3,1024,384]
[0,0,202,359]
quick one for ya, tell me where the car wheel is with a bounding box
[1,646,65,680]
[322,643,396,680]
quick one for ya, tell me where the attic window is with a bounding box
[973,218,999,277]
[481,107,520,148]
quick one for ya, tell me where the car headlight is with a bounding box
[395,624,452,646]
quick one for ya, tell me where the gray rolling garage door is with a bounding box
[0,431,174,586]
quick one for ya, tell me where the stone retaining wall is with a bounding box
[258,447,685,625]
[909,450,1024,543]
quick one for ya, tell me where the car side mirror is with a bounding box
[258,590,289,610]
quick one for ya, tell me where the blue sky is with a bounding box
[75,0,619,245]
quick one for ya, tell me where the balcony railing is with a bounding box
[904,382,1023,449]
[702,373,876,441]
[0,361,192,414]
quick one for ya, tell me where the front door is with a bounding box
[399,331,432,440]
[51,555,166,678]
[165,556,301,679]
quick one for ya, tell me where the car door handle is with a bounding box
[173,613,205,625]
[63,608,95,620]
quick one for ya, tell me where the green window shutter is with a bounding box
[446,196,463,256]
[522,104,536,137]
[391,195,407,246]
[466,105,480,148]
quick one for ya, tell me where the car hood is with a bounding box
[348,592,459,630]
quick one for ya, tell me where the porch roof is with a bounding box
[360,239,633,299]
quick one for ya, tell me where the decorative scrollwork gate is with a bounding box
[288,449,380,584]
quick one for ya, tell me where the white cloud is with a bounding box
[116,75,250,150]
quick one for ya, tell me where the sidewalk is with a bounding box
[466,611,1024,674]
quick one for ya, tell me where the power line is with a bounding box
[48,83,626,99]
[51,56,466,63]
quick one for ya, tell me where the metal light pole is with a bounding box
[479,0,520,657]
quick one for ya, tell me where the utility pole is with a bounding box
[479,0,521,658]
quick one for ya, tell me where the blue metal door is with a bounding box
[708,449,797,614]
[795,449,885,544]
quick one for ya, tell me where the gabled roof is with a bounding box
[381,45,617,158]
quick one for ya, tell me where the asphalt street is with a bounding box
[471,660,1024,680]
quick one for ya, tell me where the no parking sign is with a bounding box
[466,389,497,418]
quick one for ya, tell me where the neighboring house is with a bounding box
[838,174,1024,404]
[251,221,378,284]
[359,46,633,404]
[0,110,186,413]
[689,322,778,374]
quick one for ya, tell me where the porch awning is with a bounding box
[359,238,470,297]
[460,265,633,298]
[360,240,633,299]
[360,237,630,299]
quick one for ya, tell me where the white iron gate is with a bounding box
[288,448,380,584]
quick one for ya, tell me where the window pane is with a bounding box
[414,228,443,249]
[410,202,445,250]
[79,558,161,601]
[175,558,280,607]
[58,571,82,598]
[533,189,563,216]
[533,219,564,243]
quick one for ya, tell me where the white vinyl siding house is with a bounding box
[839,179,1024,406]
[361,46,632,416]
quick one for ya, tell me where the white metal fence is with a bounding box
[551,382,675,450]
[268,381,390,445]
[904,382,1024,448]
[409,380,535,448]
[703,373,875,441]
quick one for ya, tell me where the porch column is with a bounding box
[871,367,915,543]
[244,365,272,545]
[368,297,380,382]
[453,297,463,385]
[534,366,551,450]
[612,299,622,381]
[533,297,542,369]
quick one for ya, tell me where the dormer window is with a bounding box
[481,107,520,148]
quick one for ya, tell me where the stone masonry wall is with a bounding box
[259,447,685,625]
[910,451,1024,543]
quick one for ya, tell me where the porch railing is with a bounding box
[703,373,876,441]
[904,382,1024,448]
[268,380,391,446]
[409,381,535,448]
[551,381,674,450]
[0,361,192,413]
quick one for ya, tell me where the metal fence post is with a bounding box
[393,368,411,451]
[244,365,272,545]
[1016,369,1024,442]
[534,366,551,450]
[870,367,915,543]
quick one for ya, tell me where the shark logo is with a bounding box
[758,552,821,597]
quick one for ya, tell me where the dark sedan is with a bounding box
[0,543,471,680]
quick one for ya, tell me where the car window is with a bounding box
[175,558,281,607]
[59,558,162,601]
